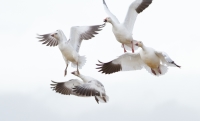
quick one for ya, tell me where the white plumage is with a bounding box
[102,0,152,53]
[51,71,109,104]
[96,41,181,76]
[37,23,105,76]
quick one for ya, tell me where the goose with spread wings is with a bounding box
[37,23,105,76]
[96,41,181,76]
[51,71,109,104]
[103,0,152,53]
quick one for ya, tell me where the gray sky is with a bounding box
[0,0,200,121]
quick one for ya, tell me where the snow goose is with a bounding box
[50,71,109,104]
[96,41,180,76]
[37,23,105,76]
[103,0,152,53]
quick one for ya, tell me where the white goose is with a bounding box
[103,0,152,53]
[37,23,105,76]
[51,71,109,104]
[96,41,181,76]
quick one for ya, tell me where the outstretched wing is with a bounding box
[73,80,106,97]
[50,79,82,95]
[155,51,181,68]
[123,0,152,33]
[103,0,120,24]
[37,32,59,47]
[96,52,144,74]
[69,23,105,53]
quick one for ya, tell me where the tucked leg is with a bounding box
[76,63,80,74]
[122,44,127,53]
[131,41,134,53]
[151,68,156,75]
[64,63,68,76]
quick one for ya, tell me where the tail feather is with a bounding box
[71,55,86,69]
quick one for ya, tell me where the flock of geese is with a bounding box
[37,0,180,104]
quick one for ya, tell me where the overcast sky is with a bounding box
[0,0,200,121]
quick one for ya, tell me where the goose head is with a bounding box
[51,30,63,40]
[71,70,80,76]
[135,41,144,47]
[104,17,112,23]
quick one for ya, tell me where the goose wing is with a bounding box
[155,51,181,68]
[50,79,82,95]
[96,52,144,74]
[37,31,59,47]
[73,80,106,97]
[69,23,105,53]
[103,0,120,24]
[123,0,152,33]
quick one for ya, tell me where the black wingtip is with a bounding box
[98,60,103,63]
[103,0,106,5]
[103,0,109,9]
[176,64,181,68]
[103,97,107,102]
[95,96,99,104]
[171,61,181,68]
[135,0,153,13]
[51,80,57,83]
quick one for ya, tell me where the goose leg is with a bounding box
[151,68,156,75]
[131,41,134,53]
[122,44,127,53]
[77,63,80,74]
[64,63,68,76]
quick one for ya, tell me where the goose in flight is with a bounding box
[103,0,152,53]
[37,23,105,76]
[51,70,109,104]
[96,41,181,76]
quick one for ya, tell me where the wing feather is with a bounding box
[155,51,181,68]
[50,79,82,95]
[37,33,59,47]
[96,53,144,74]
[136,0,152,13]
[69,23,105,53]
[123,0,152,33]
[103,0,120,24]
[73,80,105,97]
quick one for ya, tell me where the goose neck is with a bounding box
[141,45,147,51]
[77,74,88,83]
[110,21,118,28]
[59,30,68,42]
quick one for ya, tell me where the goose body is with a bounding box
[140,47,160,69]
[51,71,109,104]
[37,23,105,76]
[103,0,153,53]
[97,41,181,76]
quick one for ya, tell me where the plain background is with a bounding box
[0,0,200,121]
